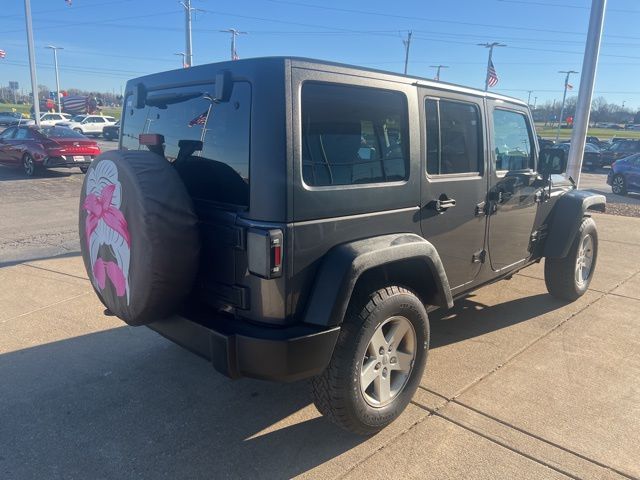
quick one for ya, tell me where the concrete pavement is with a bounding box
[0,212,639,479]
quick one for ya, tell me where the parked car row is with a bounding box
[1,111,119,139]
[0,125,100,176]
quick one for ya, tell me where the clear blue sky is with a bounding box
[1,0,639,109]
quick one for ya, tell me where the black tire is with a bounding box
[22,153,38,177]
[545,216,598,301]
[79,166,89,174]
[73,128,83,135]
[79,150,200,325]
[611,174,627,195]
[311,286,429,435]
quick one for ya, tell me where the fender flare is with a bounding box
[543,190,605,258]
[302,233,453,327]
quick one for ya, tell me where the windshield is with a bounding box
[39,127,87,139]
[72,115,87,122]
[121,82,251,207]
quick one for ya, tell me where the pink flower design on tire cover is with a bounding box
[83,160,131,303]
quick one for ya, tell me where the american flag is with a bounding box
[487,60,499,88]
[0,49,6,59]
[188,110,209,127]
[232,49,239,61]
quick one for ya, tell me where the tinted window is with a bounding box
[122,82,251,206]
[0,127,16,139]
[425,98,482,175]
[39,127,86,139]
[301,82,408,186]
[493,109,533,171]
[14,128,34,140]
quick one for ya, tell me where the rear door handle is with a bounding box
[428,196,457,214]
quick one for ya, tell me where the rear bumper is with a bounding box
[43,155,94,168]
[147,313,340,382]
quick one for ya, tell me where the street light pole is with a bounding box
[220,29,247,60]
[24,0,40,126]
[429,64,449,81]
[180,0,194,67]
[566,0,607,186]
[556,70,578,142]
[174,52,187,68]
[527,90,533,105]
[46,45,63,113]
[478,42,506,91]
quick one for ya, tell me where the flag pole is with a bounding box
[24,0,41,126]
[566,0,607,186]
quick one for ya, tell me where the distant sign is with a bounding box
[8,81,18,90]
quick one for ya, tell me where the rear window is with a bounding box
[121,82,251,207]
[39,127,86,138]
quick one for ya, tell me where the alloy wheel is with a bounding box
[612,175,625,194]
[575,234,594,288]
[23,155,35,176]
[360,315,416,408]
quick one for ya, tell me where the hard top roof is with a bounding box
[127,56,527,107]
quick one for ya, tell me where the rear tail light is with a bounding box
[247,228,283,279]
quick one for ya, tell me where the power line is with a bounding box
[497,0,638,13]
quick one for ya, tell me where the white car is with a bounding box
[39,112,72,126]
[56,115,117,136]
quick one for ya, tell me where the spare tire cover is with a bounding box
[79,150,200,326]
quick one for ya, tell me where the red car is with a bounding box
[0,125,100,176]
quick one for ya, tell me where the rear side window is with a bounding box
[301,82,408,187]
[493,109,533,171]
[425,98,482,175]
[121,82,251,207]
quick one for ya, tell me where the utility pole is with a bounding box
[566,0,607,186]
[526,90,533,105]
[556,70,578,142]
[174,52,187,68]
[24,0,40,126]
[46,45,63,113]
[429,64,449,81]
[220,29,247,60]
[180,0,195,67]
[402,31,412,75]
[478,42,506,91]
[533,96,538,110]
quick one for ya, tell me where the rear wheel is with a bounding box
[22,153,38,177]
[79,166,89,174]
[311,286,429,435]
[611,174,627,195]
[545,217,598,301]
[73,128,83,135]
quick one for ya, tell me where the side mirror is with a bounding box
[538,148,567,177]
[214,70,233,103]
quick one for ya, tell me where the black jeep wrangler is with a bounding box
[79,57,605,435]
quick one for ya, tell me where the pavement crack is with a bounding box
[0,292,91,324]
[450,400,637,480]
[21,263,89,282]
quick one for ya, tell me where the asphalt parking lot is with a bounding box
[1,141,639,479]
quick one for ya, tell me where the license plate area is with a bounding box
[73,155,86,162]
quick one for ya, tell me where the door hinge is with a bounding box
[472,249,486,264]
